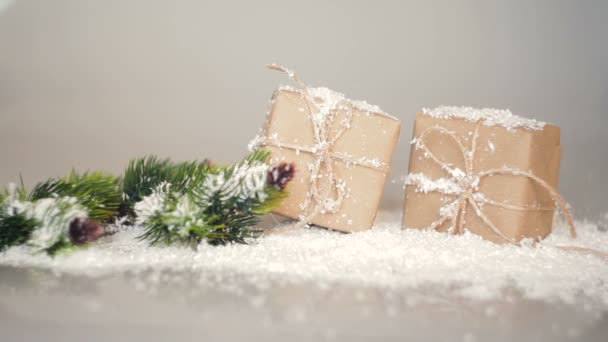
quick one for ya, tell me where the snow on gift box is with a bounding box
[402,106,573,244]
[250,65,401,232]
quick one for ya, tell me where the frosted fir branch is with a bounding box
[134,186,202,245]
[0,185,91,254]
[0,181,107,255]
[23,197,87,251]
[134,183,205,243]
[197,161,270,206]
[28,171,121,222]
[120,156,213,218]
[133,181,172,225]
[165,195,203,238]
[134,150,295,247]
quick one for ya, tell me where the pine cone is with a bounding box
[267,163,295,190]
[69,218,104,245]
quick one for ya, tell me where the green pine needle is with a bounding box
[1,148,289,253]
[252,187,287,214]
[136,149,288,247]
[120,156,214,217]
[29,171,121,222]
[121,156,172,205]
[1,182,27,203]
[244,148,272,165]
[0,209,39,252]
[169,160,217,193]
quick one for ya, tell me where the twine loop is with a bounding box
[407,122,576,244]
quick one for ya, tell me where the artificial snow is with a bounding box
[133,182,171,224]
[199,161,269,203]
[405,173,464,195]
[278,85,398,121]
[422,106,547,130]
[0,211,606,307]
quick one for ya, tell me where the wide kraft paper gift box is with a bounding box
[402,108,561,243]
[253,86,401,232]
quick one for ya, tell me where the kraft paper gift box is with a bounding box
[402,107,562,244]
[251,75,401,232]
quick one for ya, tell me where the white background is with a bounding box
[1,0,607,217]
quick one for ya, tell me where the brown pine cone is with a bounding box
[267,163,295,190]
[69,218,104,245]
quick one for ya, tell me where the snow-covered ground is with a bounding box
[1,211,606,307]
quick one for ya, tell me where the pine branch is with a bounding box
[29,171,121,222]
[252,187,288,214]
[170,160,217,192]
[137,192,209,246]
[244,149,272,165]
[1,149,294,253]
[120,156,213,217]
[0,191,96,255]
[135,149,295,247]
[1,182,27,203]
[0,208,38,252]
[1,184,38,251]
[25,197,88,253]
[121,156,172,207]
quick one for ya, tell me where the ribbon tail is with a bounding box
[554,245,608,258]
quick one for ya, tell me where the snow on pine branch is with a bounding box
[197,161,270,205]
[2,184,88,252]
[131,150,294,246]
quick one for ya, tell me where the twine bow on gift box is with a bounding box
[406,122,608,257]
[253,64,391,232]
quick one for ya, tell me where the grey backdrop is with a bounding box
[1,0,607,218]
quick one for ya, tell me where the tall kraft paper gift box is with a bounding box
[251,66,401,232]
[402,106,562,244]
